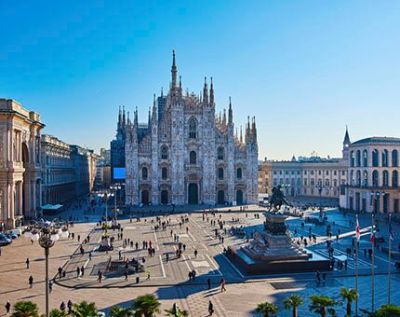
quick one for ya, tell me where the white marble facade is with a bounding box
[125,52,258,206]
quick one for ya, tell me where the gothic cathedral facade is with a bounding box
[125,52,258,206]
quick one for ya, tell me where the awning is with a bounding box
[41,204,63,210]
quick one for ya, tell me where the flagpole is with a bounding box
[371,211,375,313]
[355,214,359,316]
[388,212,392,304]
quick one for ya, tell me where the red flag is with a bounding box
[356,215,360,241]
[370,225,375,245]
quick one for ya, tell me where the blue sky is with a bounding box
[1,1,399,160]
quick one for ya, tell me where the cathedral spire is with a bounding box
[118,106,122,129]
[240,125,243,143]
[203,77,208,104]
[228,97,233,124]
[179,76,182,96]
[152,94,157,121]
[122,106,126,127]
[222,109,226,126]
[134,107,138,126]
[171,50,177,89]
[148,107,151,128]
[210,77,214,105]
[127,111,130,125]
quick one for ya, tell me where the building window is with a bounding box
[142,167,148,180]
[161,167,168,180]
[363,150,368,167]
[350,151,355,167]
[383,170,389,187]
[382,149,389,167]
[392,150,398,167]
[356,170,361,186]
[363,170,368,187]
[356,150,361,167]
[237,167,242,179]
[189,151,197,164]
[392,170,398,188]
[218,167,224,180]
[372,149,379,167]
[161,145,168,160]
[188,117,197,139]
[372,170,379,187]
[217,147,224,160]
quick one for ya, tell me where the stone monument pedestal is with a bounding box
[228,212,331,275]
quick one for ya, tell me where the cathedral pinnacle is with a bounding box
[171,50,177,89]
[228,97,233,124]
[203,77,208,104]
[210,77,214,105]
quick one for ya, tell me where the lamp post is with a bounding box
[98,191,114,226]
[110,184,121,221]
[25,223,69,317]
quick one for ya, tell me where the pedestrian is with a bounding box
[67,300,73,314]
[208,301,214,316]
[89,252,92,261]
[98,270,102,283]
[194,249,198,258]
[49,281,53,293]
[220,278,226,292]
[77,235,80,242]
[5,301,11,313]
[147,272,151,280]
[207,277,211,289]
[60,302,66,312]
[26,258,30,269]
[29,275,33,288]
[124,271,128,280]
[76,266,81,277]
[119,250,122,260]
[81,265,85,276]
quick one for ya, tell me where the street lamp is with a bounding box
[110,184,121,221]
[24,222,69,317]
[98,191,114,226]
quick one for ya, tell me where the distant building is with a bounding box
[70,145,97,199]
[41,135,75,205]
[258,128,349,201]
[99,148,111,165]
[0,98,44,229]
[342,137,400,213]
[110,107,126,182]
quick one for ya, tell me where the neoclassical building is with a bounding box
[258,128,349,200]
[125,52,258,206]
[0,99,44,229]
[345,137,400,214]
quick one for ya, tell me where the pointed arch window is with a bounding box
[142,167,148,180]
[161,167,168,180]
[217,147,224,160]
[161,145,168,160]
[392,150,398,167]
[189,151,197,164]
[236,167,242,179]
[188,118,197,139]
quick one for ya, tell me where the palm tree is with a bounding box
[309,295,337,317]
[11,301,40,317]
[256,302,278,317]
[131,294,161,317]
[71,301,98,317]
[374,304,400,317]
[283,295,304,317]
[110,306,132,317]
[340,288,358,317]
[49,309,67,317]
[164,303,188,317]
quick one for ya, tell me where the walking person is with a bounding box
[76,266,81,277]
[220,278,226,292]
[28,275,33,288]
[5,301,11,314]
[49,280,53,293]
[26,258,30,269]
[60,302,66,312]
[81,265,85,276]
[208,301,214,316]
[67,300,73,314]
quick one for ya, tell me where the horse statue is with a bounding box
[268,185,292,212]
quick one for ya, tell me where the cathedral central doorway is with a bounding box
[188,183,198,204]
[217,190,225,205]
[141,190,149,205]
[161,190,168,204]
[236,190,243,205]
